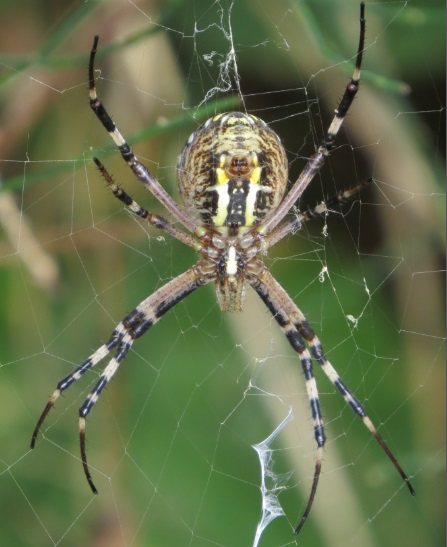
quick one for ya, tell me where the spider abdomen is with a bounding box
[177,112,288,231]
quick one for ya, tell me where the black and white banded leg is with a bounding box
[260,2,366,235]
[88,37,201,236]
[93,157,199,250]
[31,267,207,493]
[265,179,371,249]
[249,265,415,534]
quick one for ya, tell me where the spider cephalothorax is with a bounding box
[31,3,414,537]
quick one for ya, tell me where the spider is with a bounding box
[31,3,415,536]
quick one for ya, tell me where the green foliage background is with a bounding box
[0,1,444,546]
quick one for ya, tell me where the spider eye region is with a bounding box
[177,112,288,232]
[226,153,254,177]
[216,151,260,183]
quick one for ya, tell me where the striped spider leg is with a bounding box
[259,3,366,237]
[249,264,416,535]
[265,179,372,249]
[87,36,202,238]
[30,153,210,493]
[30,264,209,493]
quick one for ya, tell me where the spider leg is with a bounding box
[88,37,201,236]
[249,268,325,535]
[260,3,366,234]
[249,264,415,535]
[265,179,371,249]
[32,265,209,493]
[79,333,132,494]
[93,157,200,250]
[30,329,125,449]
[304,333,416,497]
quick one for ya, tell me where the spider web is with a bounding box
[0,1,445,546]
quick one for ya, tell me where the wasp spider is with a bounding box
[31,3,415,535]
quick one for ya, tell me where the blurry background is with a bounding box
[0,1,445,546]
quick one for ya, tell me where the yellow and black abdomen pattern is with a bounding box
[177,112,288,231]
